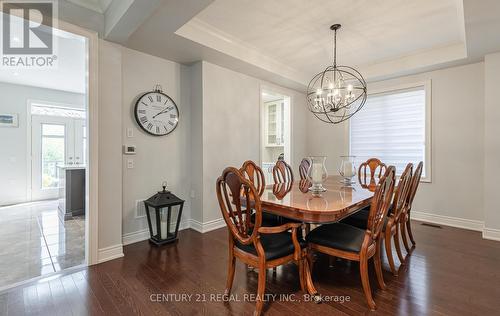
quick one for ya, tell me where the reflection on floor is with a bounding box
[0,200,85,289]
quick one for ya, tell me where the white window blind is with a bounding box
[350,86,427,178]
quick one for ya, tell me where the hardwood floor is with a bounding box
[1,220,500,315]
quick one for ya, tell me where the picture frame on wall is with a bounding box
[0,113,19,127]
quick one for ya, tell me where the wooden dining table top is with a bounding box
[260,175,377,224]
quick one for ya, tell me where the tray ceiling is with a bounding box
[177,0,465,80]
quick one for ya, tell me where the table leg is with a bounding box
[305,223,310,235]
[302,249,321,303]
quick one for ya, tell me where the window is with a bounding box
[31,103,86,118]
[349,83,431,181]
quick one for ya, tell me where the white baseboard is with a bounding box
[122,229,151,246]
[189,218,226,233]
[483,227,500,241]
[97,244,124,263]
[119,211,500,249]
[122,220,191,245]
[411,211,484,232]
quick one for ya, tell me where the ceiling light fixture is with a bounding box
[306,24,367,124]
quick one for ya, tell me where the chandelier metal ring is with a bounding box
[306,24,367,124]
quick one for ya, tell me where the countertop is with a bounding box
[57,164,87,170]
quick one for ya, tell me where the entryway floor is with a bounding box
[0,200,85,289]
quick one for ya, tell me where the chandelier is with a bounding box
[307,24,367,124]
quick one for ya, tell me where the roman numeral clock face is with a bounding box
[134,91,179,136]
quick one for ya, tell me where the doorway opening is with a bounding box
[260,89,291,184]
[29,103,87,201]
[0,18,90,289]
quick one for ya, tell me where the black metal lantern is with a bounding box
[144,183,185,245]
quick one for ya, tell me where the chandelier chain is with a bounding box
[333,28,337,67]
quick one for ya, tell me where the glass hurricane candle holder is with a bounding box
[339,155,357,185]
[307,156,328,193]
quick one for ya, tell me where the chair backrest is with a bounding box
[299,158,311,180]
[240,160,266,197]
[358,158,387,186]
[273,160,294,184]
[299,179,311,193]
[216,167,261,245]
[406,161,423,212]
[367,166,396,240]
[272,181,293,199]
[391,163,413,220]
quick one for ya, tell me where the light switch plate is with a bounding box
[127,159,134,169]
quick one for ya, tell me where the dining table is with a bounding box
[261,175,376,224]
[259,175,378,301]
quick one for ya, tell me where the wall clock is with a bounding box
[134,85,179,136]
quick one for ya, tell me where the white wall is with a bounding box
[307,62,485,223]
[93,41,500,256]
[484,52,500,236]
[201,62,261,223]
[189,62,203,224]
[197,61,308,225]
[121,47,192,237]
[97,40,123,250]
[96,42,194,252]
[0,82,85,206]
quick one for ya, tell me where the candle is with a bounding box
[160,220,168,239]
[312,163,323,184]
[327,92,333,103]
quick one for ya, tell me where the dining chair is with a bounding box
[298,158,311,180]
[358,158,387,188]
[400,161,423,252]
[240,160,281,227]
[273,160,294,183]
[306,166,396,310]
[342,163,413,275]
[240,160,266,197]
[383,163,413,274]
[216,167,307,316]
[272,181,293,200]
[341,158,388,225]
[272,160,305,232]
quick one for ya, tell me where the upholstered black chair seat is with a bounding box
[341,205,392,230]
[251,212,282,226]
[306,223,366,253]
[236,232,306,261]
[341,208,370,229]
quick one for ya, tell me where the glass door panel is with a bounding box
[41,124,65,188]
[31,116,73,201]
